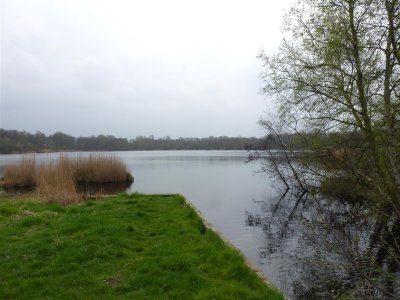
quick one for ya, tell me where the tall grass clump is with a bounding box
[1,154,133,204]
[3,157,36,188]
[36,157,79,205]
[72,155,133,183]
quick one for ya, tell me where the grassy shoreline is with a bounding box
[0,193,283,299]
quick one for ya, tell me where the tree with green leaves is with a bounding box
[260,0,400,216]
[258,0,400,297]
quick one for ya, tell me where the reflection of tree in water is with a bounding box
[246,187,400,299]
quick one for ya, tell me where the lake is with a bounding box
[2,150,397,299]
[1,151,298,292]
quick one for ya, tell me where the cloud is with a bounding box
[0,0,295,138]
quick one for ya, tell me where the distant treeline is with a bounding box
[0,129,269,154]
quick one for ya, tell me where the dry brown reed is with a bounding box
[72,155,130,183]
[2,154,132,204]
[3,157,36,188]
[36,156,80,205]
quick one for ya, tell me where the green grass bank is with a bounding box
[0,193,283,299]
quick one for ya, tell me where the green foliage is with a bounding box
[320,176,369,203]
[259,0,400,210]
[257,1,400,296]
[0,128,265,153]
[0,194,283,299]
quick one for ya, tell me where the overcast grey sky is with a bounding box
[0,0,294,138]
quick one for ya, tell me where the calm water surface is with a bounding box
[0,150,310,298]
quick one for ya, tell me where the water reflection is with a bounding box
[76,181,133,197]
[1,186,35,194]
[1,182,132,198]
[2,151,399,298]
[246,188,400,299]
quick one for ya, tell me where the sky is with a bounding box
[0,0,294,139]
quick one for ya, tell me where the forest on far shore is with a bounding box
[0,128,267,154]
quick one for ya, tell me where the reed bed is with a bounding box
[36,157,79,205]
[72,155,131,183]
[3,157,36,188]
[1,155,133,204]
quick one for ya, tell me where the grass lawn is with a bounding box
[0,193,283,299]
